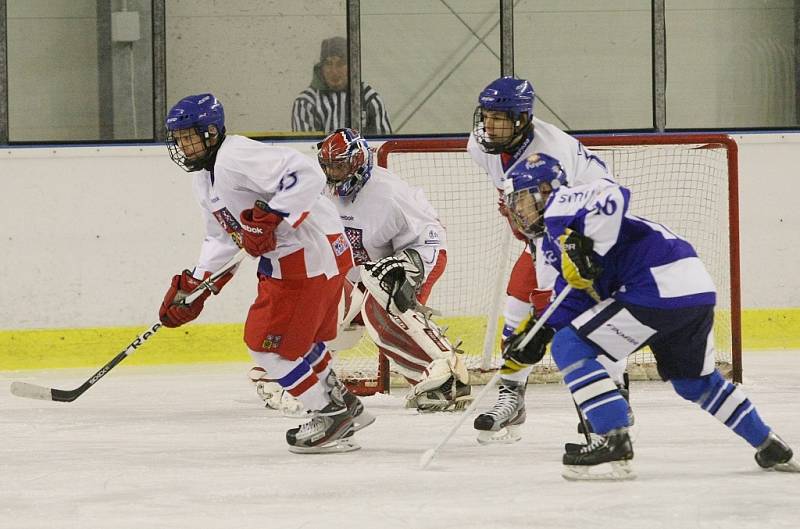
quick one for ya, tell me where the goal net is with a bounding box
[333,135,741,395]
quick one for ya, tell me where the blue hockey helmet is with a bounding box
[165,93,226,172]
[473,77,535,154]
[317,128,373,199]
[503,152,566,239]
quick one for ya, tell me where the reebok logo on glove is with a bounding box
[242,224,264,235]
[240,202,282,257]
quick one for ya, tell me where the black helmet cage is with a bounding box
[166,127,224,172]
[472,106,533,155]
[506,184,551,239]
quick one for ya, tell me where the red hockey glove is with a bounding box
[159,269,233,328]
[240,201,282,257]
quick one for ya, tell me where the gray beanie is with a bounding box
[320,36,347,61]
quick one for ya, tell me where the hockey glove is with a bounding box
[501,313,555,372]
[239,200,282,257]
[363,249,425,313]
[159,269,232,328]
[559,229,602,292]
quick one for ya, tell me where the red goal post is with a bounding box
[334,134,741,394]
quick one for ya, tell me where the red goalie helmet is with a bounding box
[317,128,373,198]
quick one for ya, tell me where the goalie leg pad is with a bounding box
[248,366,306,416]
[362,293,454,381]
[326,280,368,351]
[406,354,473,412]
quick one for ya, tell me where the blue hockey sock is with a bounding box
[672,370,770,448]
[552,327,629,434]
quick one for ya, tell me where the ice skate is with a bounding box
[286,398,359,454]
[562,428,636,481]
[407,376,473,412]
[755,432,800,472]
[564,433,605,455]
[327,371,375,432]
[473,380,526,444]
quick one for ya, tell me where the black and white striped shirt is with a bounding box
[291,83,392,135]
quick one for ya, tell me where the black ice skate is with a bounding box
[286,397,359,454]
[474,380,526,445]
[562,428,635,481]
[340,383,376,432]
[413,376,473,413]
[325,370,375,432]
[755,432,800,472]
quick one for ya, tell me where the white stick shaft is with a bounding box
[183,249,247,304]
[517,285,572,349]
[420,285,573,469]
[420,370,504,469]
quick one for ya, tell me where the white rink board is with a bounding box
[2,350,799,529]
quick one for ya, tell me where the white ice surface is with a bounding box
[2,351,799,529]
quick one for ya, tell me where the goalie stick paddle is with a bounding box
[10,249,247,403]
[419,286,573,470]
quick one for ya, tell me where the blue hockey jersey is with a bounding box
[540,179,717,329]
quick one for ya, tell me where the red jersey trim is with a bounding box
[292,211,310,228]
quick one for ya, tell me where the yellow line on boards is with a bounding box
[1,309,798,371]
[0,324,250,370]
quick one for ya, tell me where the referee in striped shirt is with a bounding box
[291,37,392,136]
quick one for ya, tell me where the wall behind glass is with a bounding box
[8,0,99,141]
[7,0,153,142]
[166,0,346,136]
[514,0,653,131]
[666,0,797,128]
[361,0,501,135]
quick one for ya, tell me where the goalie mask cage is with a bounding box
[333,134,741,395]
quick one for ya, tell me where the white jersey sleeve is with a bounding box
[191,135,349,280]
[388,184,446,276]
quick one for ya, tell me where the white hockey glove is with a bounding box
[360,249,425,314]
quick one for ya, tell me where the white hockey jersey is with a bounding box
[467,117,611,191]
[191,135,351,280]
[468,117,613,290]
[540,179,717,329]
[329,165,446,282]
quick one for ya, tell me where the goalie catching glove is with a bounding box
[159,268,234,328]
[360,249,425,314]
[559,229,602,295]
[500,312,554,375]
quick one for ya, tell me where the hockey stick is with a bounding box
[10,249,247,403]
[419,285,573,470]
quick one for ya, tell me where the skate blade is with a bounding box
[352,410,376,432]
[288,438,361,454]
[772,458,800,473]
[476,425,522,445]
[562,460,636,481]
[414,396,474,413]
